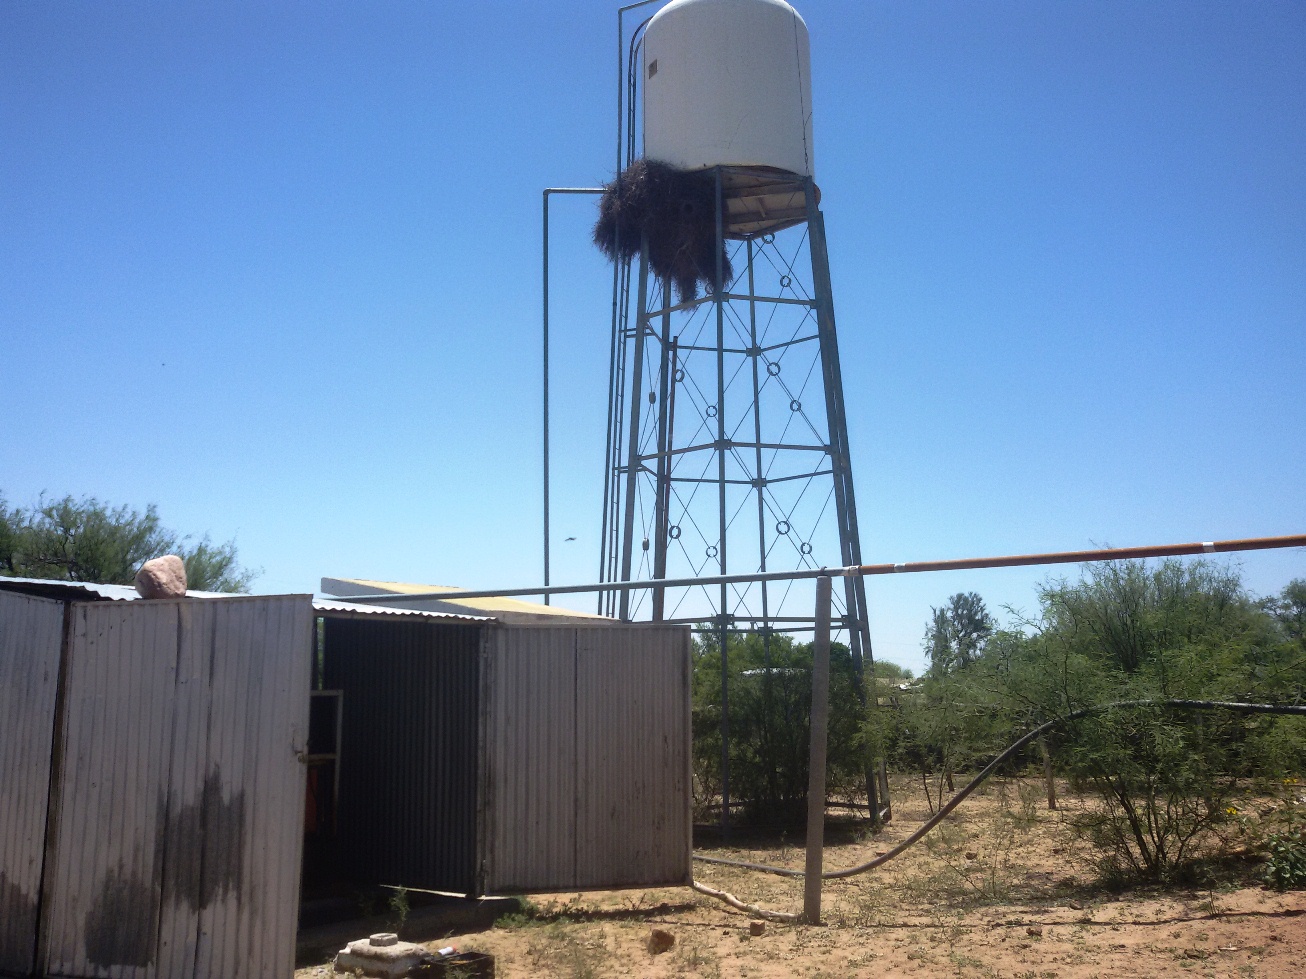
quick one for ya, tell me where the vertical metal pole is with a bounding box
[804,574,832,925]
[652,280,672,620]
[603,1,622,612]
[618,245,650,620]
[542,192,551,604]
[747,238,771,651]
[658,338,680,616]
[746,236,776,797]
[806,195,862,668]
[714,168,730,836]
[805,181,883,822]
[805,192,871,666]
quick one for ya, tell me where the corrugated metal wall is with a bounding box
[0,591,65,976]
[323,619,482,894]
[38,597,311,979]
[478,627,578,893]
[481,624,692,893]
[575,625,692,889]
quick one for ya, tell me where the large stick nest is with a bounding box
[593,159,732,303]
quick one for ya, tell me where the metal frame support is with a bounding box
[619,244,651,620]
[543,187,604,606]
[713,167,732,836]
[803,574,832,924]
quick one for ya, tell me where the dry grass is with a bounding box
[296,775,1306,978]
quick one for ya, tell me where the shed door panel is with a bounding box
[575,626,692,888]
[41,602,179,979]
[0,591,65,976]
[40,598,310,979]
[192,598,310,979]
[482,629,578,892]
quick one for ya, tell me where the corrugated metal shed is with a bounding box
[0,575,694,978]
[313,615,692,896]
[0,590,64,976]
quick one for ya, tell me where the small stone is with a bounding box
[749,920,766,937]
[135,555,187,599]
[965,851,978,861]
[647,929,675,954]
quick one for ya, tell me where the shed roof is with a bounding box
[0,577,490,623]
[321,577,613,626]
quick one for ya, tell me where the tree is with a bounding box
[0,493,256,593]
[1005,560,1303,881]
[691,630,870,826]
[872,659,914,681]
[925,592,994,675]
[1266,579,1306,649]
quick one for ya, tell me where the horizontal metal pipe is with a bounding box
[325,534,1306,604]
[640,440,829,462]
[543,187,606,195]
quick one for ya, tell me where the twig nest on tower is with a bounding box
[593,159,732,303]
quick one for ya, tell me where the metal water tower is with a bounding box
[589,0,880,823]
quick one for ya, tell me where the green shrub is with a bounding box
[1262,826,1306,890]
[691,630,869,826]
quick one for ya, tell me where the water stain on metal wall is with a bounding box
[0,870,37,967]
[160,767,247,912]
[84,863,158,968]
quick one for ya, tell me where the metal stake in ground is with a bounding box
[803,574,832,924]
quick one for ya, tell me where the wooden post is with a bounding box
[803,575,832,924]
[1039,734,1058,810]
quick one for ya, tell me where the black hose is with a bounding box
[692,699,1306,880]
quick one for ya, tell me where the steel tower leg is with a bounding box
[603,168,882,828]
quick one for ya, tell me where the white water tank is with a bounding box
[642,0,814,178]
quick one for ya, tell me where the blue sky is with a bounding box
[3,1,1302,674]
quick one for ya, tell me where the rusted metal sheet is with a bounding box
[39,596,311,979]
[322,619,482,893]
[193,596,311,979]
[481,624,692,893]
[0,590,65,976]
[575,625,692,889]
[480,627,578,893]
[41,599,178,979]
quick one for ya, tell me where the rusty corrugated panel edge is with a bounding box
[313,598,491,623]
[0,578,489,622]
[0,590,64,975]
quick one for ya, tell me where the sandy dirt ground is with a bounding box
[298,777,1305,978]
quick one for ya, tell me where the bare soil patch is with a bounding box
[298,777,1305,978]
